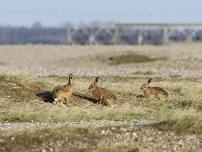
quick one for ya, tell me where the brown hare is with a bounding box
[88,77,118,106]
[141,78,168,100]
[52,74,75,105]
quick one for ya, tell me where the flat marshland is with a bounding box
[0,43,202,151]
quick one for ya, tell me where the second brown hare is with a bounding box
[88,77,118,106]
[141,78,168,100]
[52,74,75,105]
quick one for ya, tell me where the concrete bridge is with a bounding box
[65,23,202,45]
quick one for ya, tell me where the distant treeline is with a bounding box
[0,26,67,44]
[1,24,202,45]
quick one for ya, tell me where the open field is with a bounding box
[0,43,202,151]
[0,43,202,77]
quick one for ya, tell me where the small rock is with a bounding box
[11,136,15,141]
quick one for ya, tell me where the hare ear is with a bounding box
[94,77,99,83]
[147,78,152,84]
[69,74,73,79]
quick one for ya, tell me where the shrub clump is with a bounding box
[151,115,202,134]
[109,53,166,64]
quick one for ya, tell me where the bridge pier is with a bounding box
[186,30,193,42]
[137,29,143,45]
[66,27,73,45]
[111,28,120,45]
[161,27,169,44]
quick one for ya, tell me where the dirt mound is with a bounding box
[0,75,48,102]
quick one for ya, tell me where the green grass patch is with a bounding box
[0,104,147,122]
[170,86,184,96]
[94,111,146,121]
[0,111,49,122]
[167,99,193,109]
[108,53,166,64]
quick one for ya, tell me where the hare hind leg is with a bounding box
[95,99,103,107]
[101,96,110,107]
[64,98,70,106]
[58,98,66,107]
[155,94,160,100]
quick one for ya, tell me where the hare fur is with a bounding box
[52,74,75,105]
[88,77,118,106]
[141,78,168,100]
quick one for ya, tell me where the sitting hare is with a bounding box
[52,74,75,105]
[88,77,118,106]
[141,78,168,100]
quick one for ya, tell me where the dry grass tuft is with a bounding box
[0,101,147,122]
[133,70,155,75]
[150,114,202,134]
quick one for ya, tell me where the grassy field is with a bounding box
[0,44,202,151]
[0,74,201,151]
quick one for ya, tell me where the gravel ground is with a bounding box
[1,63,202,78]
[0,120,201,152]
[97,126,202,152]
[0,120,146,131]
[0,122,201,152]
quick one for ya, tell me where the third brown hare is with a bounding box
[52,74,75,106]
[141,78,168,100]
[88,77,118,106]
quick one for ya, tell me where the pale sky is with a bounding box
[0,0,202,26]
